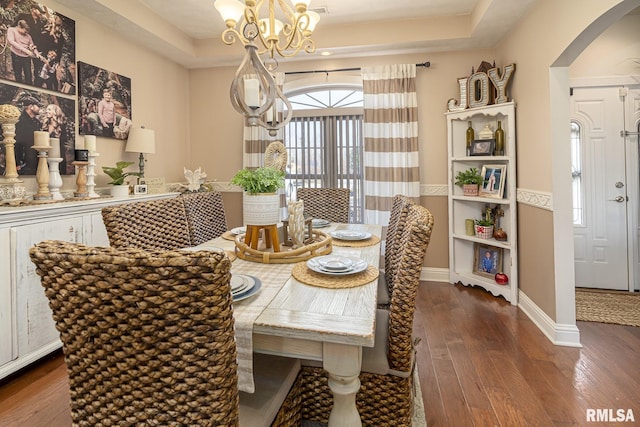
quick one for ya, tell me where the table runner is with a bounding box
[185,239,293,393]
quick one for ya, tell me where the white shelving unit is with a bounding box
[446,102,518,305]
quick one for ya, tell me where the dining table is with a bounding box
[187,222,382,427]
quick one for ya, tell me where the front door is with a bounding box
[571,86,630,290]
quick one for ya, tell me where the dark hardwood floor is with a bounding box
[1,281,639,426]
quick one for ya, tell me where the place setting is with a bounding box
[292,255,379,289]
[330,229,381,247]
[311,218,331,228]
[230,274,262,301]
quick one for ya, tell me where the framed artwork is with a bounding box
[470,139,495,156]
[473,243,503,278]
[0,82,76,175]
[479,164,506,198]
[78,61,132,140]
[0,1,76,95]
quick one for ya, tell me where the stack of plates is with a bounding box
[311,219,331,228]
[329,230,372,241]
[230,274,262,301]
[307,255,368,276]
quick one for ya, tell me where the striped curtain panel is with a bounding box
[242,72,287,218]
[361,64,420,225]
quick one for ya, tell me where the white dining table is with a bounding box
[190,223,381,427]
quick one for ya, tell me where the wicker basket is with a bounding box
[235,230,332,263]
[474,224,493,239]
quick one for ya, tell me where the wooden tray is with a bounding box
[235,230,332,264]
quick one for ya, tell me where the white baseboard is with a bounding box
[420,267,449,283]
[518,291,582,347]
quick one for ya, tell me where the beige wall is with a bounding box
[495,0,635,320]
[18,0,191,193]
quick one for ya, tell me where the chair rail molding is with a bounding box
[421,184,447,196]
[517,188,553,211]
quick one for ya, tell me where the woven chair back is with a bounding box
[101,197,192,250]
[29,241,239,426]
[296,188,350,223]
[387,204,434,373]
[384,195,415,298]
[180,191,228,245]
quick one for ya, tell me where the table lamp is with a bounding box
[125,126,155,178]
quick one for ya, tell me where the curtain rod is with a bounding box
[285,61,431,76]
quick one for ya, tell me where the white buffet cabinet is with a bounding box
[0,193,177,379]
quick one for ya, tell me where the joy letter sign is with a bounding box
[447,63,516,112]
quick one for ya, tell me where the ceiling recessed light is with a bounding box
[320,51,332,56]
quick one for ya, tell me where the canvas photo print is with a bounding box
[0,1,76,94]
[78,61,132,140]
[0,82,75,175]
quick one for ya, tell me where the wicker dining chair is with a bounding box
[101,197,192,250]
[30,241,300,427]
[180,191,228,245]
[378,194,415,307]
[275,204,435,426]
[296,188,350,223]
[29,241,239,426]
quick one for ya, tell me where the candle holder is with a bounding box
[86,151,100,198]
[47,156,64,201]
[0,106,27,205]
[72,161,89,198]
[33,145,53,201]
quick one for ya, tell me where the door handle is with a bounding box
[608,195,626,202]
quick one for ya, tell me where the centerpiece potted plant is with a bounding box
[102,161,141,197]
[454,167,484,196]
[231,166,285,225]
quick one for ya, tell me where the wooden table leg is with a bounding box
[323,343,362,427]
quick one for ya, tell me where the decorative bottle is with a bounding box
[465,121,474,156]
[494,120,505,156]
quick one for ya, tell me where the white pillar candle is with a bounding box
[33,131,50,148]
[244,78,260,108]
[49,138,60,158]
[84,135,96,153]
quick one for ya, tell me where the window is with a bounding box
[571,121,584,225]
[284,86,364,223]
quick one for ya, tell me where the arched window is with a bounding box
[284,85,365,223]
[571,121,584,225]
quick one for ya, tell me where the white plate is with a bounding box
[311,219,331,228]
[231,274,255,295]
[330,230,372,241]
[232,275,262,301]
[307,256,369,275]
[317,256,354,271]
[230,226,246,235]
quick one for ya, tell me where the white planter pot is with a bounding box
[110,185,130,197]
[243,192,281,225]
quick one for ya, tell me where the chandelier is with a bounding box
[214,0,320,59]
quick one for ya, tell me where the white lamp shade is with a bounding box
[214,0,245,24]
[126,127,156,154]
[301,10,319,33]
[259,18,283,37]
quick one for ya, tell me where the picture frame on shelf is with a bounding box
[133,184,148,195]
[479,164,506,198]
[473,243,503,278]
[470,139,495,156]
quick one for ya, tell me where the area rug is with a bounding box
[301,367,427,426]
[575,289,640,327]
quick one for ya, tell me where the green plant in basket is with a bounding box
[102,161,142,185]
[474,218,494,227]
[454,167,484,187]
[231,167,285,194]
